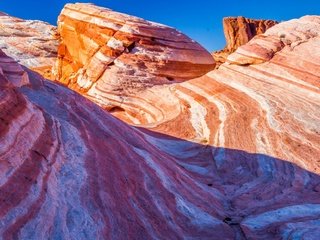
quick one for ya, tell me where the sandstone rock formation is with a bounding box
[213,17,277,67]
[0,3,320,239]
[53,3,215,110]
[107,15,320,238]
[0,50,29,87]
[0,14,58,79]
[0,50,233,239]
[226,16,320,65]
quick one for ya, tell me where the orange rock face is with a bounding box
[213,17,277,67]
[0,13,58,79]
[54,3,215,109]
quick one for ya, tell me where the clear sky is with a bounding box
[0,1,319,51]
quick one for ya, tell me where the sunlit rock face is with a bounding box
[0,13,58,79]
[110,16,320,238]
[226,15,320,65]
[54,3,215,110]
[213,17,278,68]
[116,15,320,149]
[0,4,320,239]
[0,42,320,239]
[108,15,320,146]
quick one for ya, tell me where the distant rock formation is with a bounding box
[225,16,319,65]
[213,16,277,68]
[0,14,58,79]
[53,3,215,110]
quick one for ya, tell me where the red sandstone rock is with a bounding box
[0,4,319,239]
[107,16,320,238]
[213,17,277,67]
[53,3,215,110]
[117,15,320,163]
[0,50,232,239]
[226,16,320,65]
[0,14,58,79]
[0,50,29,87]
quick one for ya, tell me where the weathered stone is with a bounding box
[0,5,319,239]
[213,17,277,67]
[0,14,58,79]
[54,3,215,109]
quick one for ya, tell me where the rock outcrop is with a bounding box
[226,16,320,65]
[0,14,58,79]
[0,4,320,239]
[0,50,29,87]
[213,17,277,67]
[106,15,320,238]
[0,49,232,239]
[54,3,215,110]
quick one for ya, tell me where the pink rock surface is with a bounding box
[0,50,232,239]
[108,16,320,238]
[54,3,215,110]
[0,5,319,239]
[227,16,320,65]
[0,50,29,87]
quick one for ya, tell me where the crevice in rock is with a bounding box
[127,41,136,52]
[32,149,49,162]
[109,106,125,113]
[223,217,248,240]
[166,76,174,81]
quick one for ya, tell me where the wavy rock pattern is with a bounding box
[0,5,319,239]
[110,16,320,238]
[0,50,29,87]
[54,3,215,110]
[0,50,235,239]
[0,13,58,79]
[227,16,320,65]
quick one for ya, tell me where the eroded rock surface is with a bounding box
[54,3,215,110]
[227,16,320,65]
[213,17,277,67]
[0,14,58,79]
[0,4,319,239]
[0,49,234,239]
[109,16,320,238]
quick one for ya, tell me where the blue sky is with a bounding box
[0,1,319,51]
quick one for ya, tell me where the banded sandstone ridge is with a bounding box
[213,17,278,68]
[0,3,320,239]
[0,49,236,239]
[54,3,215,110]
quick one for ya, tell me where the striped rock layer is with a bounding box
[0,13,58,79]
[0,4,319,240]
[54,3,215,110]
[110,15,320,239]
[0,50,234,239]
